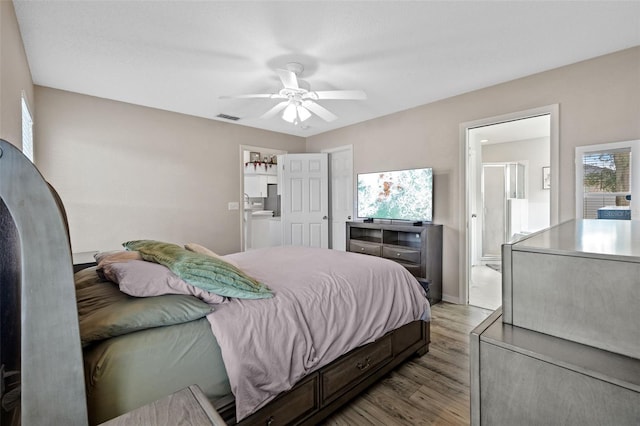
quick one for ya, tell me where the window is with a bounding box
[21,94,34,162]
[576,140,640,220]
[581,148,630,218]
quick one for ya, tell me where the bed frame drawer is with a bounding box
[234,321,429,426]
[321,334,393,404]
[241,374,318,426]
[348,240,382,256]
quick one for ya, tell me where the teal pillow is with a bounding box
[123,240,273,299]
[75,267,214,346]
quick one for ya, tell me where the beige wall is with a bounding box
[307,47,640,302]
[0,0,34,148]
[35,87,305,254]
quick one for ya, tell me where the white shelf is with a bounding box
[244,162,277,176]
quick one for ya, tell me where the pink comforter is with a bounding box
[207,246,430,421]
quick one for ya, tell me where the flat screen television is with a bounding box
[357,167,433,222]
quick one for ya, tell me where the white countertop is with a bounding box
[251,210,274,217]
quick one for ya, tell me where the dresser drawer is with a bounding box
[382,246,421,264]
[321,334,392,403]
[349,240,382,256]
[242,374,318,426]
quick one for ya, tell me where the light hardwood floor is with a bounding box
[324,302,493,426]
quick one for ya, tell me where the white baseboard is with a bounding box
[441,294,463,304]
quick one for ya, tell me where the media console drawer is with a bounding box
[400,263,422,278]
[382,246,421,264]
[349,240,381,256]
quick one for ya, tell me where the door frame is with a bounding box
[459,105,559,305]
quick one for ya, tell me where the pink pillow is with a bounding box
[95,250,142,268]
[102,260,226,305]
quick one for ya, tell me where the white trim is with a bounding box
[441,294,460,304]
[459,105,559,306]
[21,91,34,163]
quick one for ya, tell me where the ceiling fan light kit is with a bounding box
[221,62,367,126]
[281,101,312,125]
[282,103,298,123]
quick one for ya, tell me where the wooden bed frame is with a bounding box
[0,138,430,425]
[222,320,429,425]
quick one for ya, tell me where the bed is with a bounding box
[0,138,431,425]
[78,243,431,425]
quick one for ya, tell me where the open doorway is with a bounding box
[240,145,286,251]
[464,110,558,310]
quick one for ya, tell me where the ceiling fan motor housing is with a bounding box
[285,62,305,75]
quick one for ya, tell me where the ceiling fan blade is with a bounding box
[306,90,367,100]
[301,100,338,122]
[260,101,290,119]
[220,94,286,100]
[276,69,299,90]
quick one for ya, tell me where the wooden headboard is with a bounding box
[0,139,88,425]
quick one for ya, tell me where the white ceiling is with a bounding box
[13,1,640,138]
[473,114,551,146]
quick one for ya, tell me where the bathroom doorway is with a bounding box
[464,109,557,310]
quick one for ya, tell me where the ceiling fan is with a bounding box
[221,62,367,125]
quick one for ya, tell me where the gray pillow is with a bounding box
[75,267,213,346]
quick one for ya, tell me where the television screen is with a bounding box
[357,167,433,222]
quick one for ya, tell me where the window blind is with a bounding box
[582,147,631,219]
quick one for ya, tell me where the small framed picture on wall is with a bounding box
[542,166,551,189]
[249,151,261,162]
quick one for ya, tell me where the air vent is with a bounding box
[216,113,240,121]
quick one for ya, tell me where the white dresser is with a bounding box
[470,219,640,425]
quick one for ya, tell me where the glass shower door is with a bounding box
[482,165,506,259]
[482,162,525,259]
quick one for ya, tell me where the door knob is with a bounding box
[322,216,328,220]
[347,215,352,220]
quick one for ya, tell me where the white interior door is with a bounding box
[482,164,506,259]
[281,153,329,248]
[324,145,353,251]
